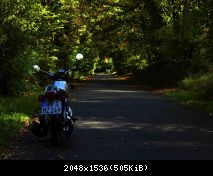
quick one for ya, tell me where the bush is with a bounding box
[180,73,213,100]
[131,62,187,88]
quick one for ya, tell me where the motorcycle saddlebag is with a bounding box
[30,120,48,137]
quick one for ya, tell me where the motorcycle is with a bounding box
[31,53,83,145]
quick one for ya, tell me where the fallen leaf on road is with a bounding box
[73,154,78,158]
[57,154,64,159]
[144,142,149,146]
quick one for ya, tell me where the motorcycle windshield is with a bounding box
[53,81,68,92]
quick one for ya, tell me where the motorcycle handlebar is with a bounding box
[47,68,81,81]
[33,65,81,80]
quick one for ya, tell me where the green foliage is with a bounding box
[156,0,211,76]
[1,0,213,95]
[0,113,29,148]
[0,91,41,148]
[0,0,88,95]
[165,72,213,114]
[0,0,40,95]
[96,57,114,73]
[91,0,212,82]
[180,73,213,100]
[0,92,41,115]
[165,90,213,114]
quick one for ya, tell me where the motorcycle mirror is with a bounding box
[76,53,83,60]
[33,65,40,72]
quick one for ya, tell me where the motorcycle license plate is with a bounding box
[41,100,62,114]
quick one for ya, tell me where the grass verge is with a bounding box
[0,91,41,148]
[165,72,213,116]
[165,90,213,115]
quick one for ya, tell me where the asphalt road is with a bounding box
[5,74,213,160]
